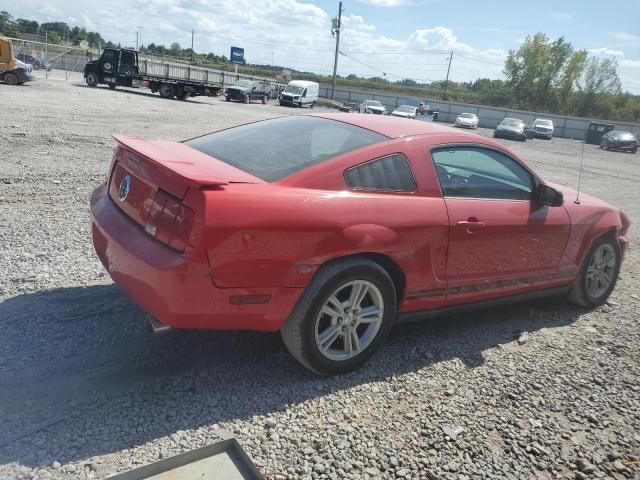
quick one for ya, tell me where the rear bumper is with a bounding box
[90,184,302,331]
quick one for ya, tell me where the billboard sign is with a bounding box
[230,46,244,65]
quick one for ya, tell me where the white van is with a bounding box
[279,80,319,108]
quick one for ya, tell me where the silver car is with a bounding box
[391,105,418,119]
[528,119,554,139]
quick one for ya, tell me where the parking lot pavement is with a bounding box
[1,80,638,480]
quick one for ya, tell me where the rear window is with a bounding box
[185,116,387,182]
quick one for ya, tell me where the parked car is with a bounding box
[278,80,319,107]
[225,79,271,104]
[91,114,630,375]
[494,118,527,141]
[391,105,418,119]
[599,131,638,153]
[359,100,387,114]
[454,113,478,129]
[527,118,554,139]
[16,52,51,71]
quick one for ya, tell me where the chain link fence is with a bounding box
[9,36,95,81]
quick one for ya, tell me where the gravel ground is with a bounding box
[0,79,639,480]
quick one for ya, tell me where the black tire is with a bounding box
[262,95,268,105]
[225,96,231,102]
[280,258,396,375]
[244,94,250,104]
[279,100,284,106]
[298,101,303,108]
[310,101,315,109]
[569,234,621,308]
[108,83,116,89]
[521,135,527,142]
[159,84,175,99]
[85,72,98,87]
[630,147,637,154]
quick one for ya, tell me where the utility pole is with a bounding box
[191,29,194,64]
[138,26,144,49]
[442,50,453,100]
[135,30,139,50]
[330,1,343,100]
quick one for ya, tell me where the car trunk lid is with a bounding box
[108,135,263,250]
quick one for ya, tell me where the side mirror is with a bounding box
[534,184,563,206]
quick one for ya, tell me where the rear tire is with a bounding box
[280,258,396,375]
[631,147,638,154]
[310,101,316,109]
[159,84,175,99]
[85,72,98,87]
[244,94,250,104]
[569,235,621,308]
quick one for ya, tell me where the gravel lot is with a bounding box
[1,79,639,480]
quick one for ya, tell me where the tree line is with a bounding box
[1,10,637,122]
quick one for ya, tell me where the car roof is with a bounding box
[313,113,458,138]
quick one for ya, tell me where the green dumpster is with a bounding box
[585,122,614,145]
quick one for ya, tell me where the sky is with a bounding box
[3,0,640,94]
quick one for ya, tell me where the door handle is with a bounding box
[457,219,486,232]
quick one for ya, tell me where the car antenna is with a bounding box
[574,140,586,204]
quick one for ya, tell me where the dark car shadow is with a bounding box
[70,83,213,105]
[0,284,586,468]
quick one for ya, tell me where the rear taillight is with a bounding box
[145,189,194,251]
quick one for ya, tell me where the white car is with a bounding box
[391,105,418,119]
[454,112,478,129]
[359,100,387,115]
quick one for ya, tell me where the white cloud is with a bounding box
[356,0,406,6]
[610,32,640,47]
[588,48,625,57]
[408,27,473,53]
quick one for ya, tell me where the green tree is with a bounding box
[16,18,39,34]
[0,11,19,37]
[574,57,621,116]
[557,50,587,113]
[504,33,574,110]
[169,42,181,55]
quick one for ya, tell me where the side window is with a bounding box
[101,50,116,63]
[345,153,416,192]
[432,147,533,200]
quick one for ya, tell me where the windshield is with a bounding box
[535,119,553,126]
[185,116,387,182]
[235,80,254,88]
[284,85,304,95]
[396,106,415,112]
[460,113,475,119]
[610,131,635,140]
[367,101,383,107]
[501,118,523,127]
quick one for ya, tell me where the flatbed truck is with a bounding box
[83,48,223,99]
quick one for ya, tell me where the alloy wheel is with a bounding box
[314,280,384,362]
[585,244,616,298]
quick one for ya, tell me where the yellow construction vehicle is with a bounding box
[0,36,34,85]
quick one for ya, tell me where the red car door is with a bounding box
[431,145,571,304]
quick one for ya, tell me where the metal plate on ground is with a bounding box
[108,434,263,480]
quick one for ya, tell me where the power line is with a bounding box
[339,50,387,76]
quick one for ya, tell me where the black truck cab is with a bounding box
[84,48,141,89]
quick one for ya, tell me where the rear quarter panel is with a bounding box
[202,136,450,311]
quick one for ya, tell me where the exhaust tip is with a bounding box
[146,315,171,334]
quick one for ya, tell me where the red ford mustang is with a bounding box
[91,114,630,374]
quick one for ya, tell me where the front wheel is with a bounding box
[310,101,315,109]
[85,72,98,87]
[280,258,396,375]
[298,101,303,108]
[570,235,621,308]
[3,72,18,85]
[244,94,250,104]
[262,95,268,105]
